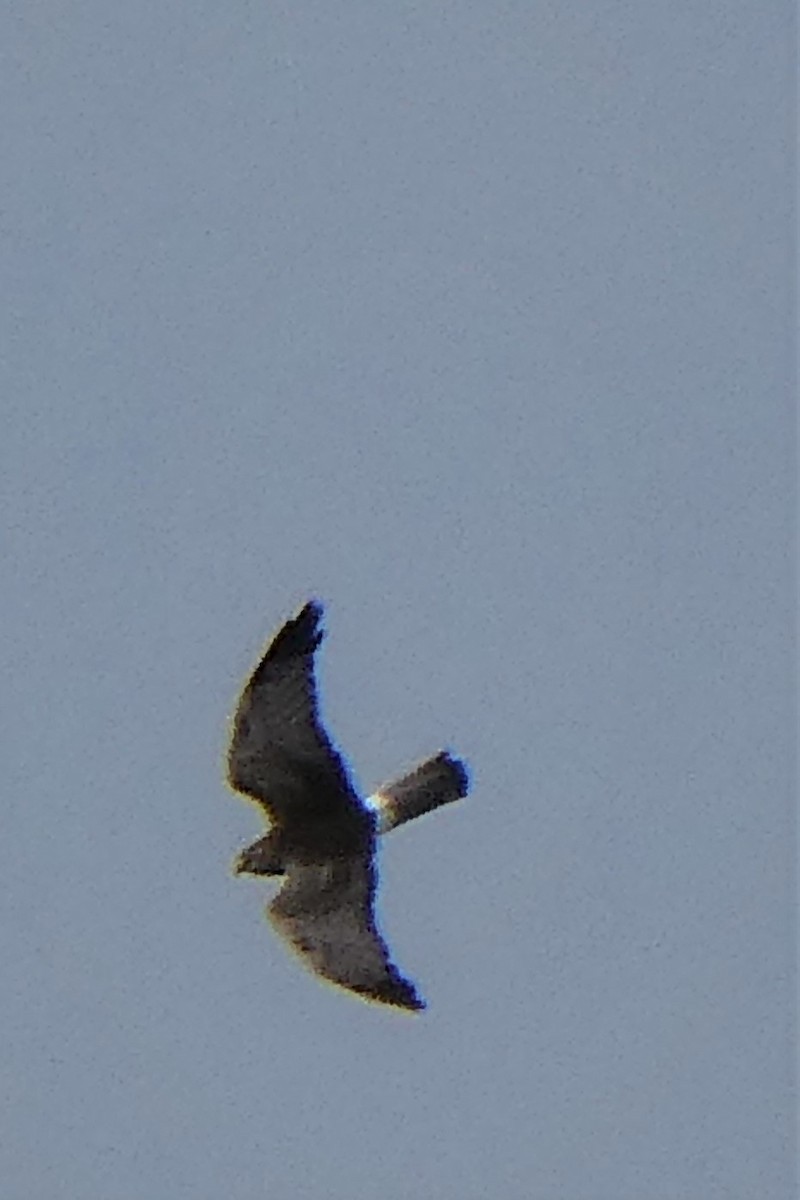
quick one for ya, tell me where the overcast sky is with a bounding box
[3,3,794,1198]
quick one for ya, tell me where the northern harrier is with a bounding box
[227,600,469,1011]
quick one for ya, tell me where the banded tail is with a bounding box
[366,751,469,835]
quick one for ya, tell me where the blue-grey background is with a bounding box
[3,3,794,1198]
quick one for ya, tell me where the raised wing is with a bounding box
[227,600,360,824]
[367,751,469,835]
[268,854,424,1011]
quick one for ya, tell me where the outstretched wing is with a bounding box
[227,600,361,825]
[367,751,470,835]
[268,855,424,1011]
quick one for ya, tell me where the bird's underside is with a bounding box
[236,751,470,876]
[226,599,469,1012]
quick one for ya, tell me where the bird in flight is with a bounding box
[227,600,469,1011]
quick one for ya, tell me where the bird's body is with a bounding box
[227,600,468,1011]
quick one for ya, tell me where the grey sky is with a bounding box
[3,3,794,1198]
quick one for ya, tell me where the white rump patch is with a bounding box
[363,792,393,835]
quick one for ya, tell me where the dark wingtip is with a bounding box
[354,977,426,1012]
[263,599,325,666]
[292,598,325,639]
[391,980,426,1012]
[300,597,325,623]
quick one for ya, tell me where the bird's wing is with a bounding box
[227,600,360,823]
[367,751,470,835]
[268,855,424,1011]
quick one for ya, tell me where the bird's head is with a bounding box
[234,834,287,877]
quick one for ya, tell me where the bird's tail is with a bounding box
[366,751,469,835]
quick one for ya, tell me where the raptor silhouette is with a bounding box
[227,600,469,1011]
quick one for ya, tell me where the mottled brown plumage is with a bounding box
[227,600,469,1011]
